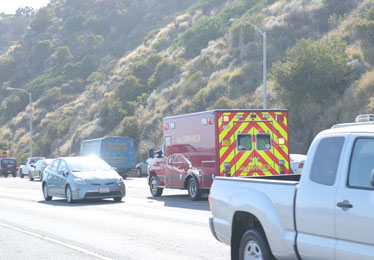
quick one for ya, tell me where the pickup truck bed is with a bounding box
[210,175,300,260]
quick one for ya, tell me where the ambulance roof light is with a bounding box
[355,114,374,123]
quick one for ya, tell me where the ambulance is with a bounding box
[147,109,290,200]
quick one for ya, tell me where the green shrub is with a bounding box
[116,116,141,146]
[176,0,265,58]
[83,15,109,35]
[63,56,98,79]
[0,95,27,123]
[181,71,206,96]
[148,59,181,89]
[115,76,146,102]
[30,7,55,33]
[272,37,352,108]
[99,99,127,129]
[55,46,73,65]
[0,56,15,84]
[25,69,66,97]
[131,54,161,85]
[192,89,208,112]
[208,96,234,109]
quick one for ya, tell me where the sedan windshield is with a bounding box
[65,157,112,172]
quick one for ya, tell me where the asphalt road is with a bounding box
[0,176,230,260]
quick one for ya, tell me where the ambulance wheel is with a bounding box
[150,176,163,197]
[188,177,201,201]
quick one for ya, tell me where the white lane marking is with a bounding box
[0,222,114,260]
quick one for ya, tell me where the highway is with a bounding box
[0,176,229,260]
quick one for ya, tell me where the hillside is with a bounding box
[0,0,372,162]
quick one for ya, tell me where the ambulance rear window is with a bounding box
[237,134,252,151]
[257,134,271,150]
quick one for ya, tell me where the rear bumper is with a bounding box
[209,217,220,242]
[0,169,17,175]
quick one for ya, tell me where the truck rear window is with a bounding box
[310,137,344,186]
[256,134,271,150]
[237,134,252,151]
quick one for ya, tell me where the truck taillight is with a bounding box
[224,162,231,177]
[279,160,285,174]
[208,192,212,213]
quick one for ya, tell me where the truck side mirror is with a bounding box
[371,169,374,188]
[148,149,154,158]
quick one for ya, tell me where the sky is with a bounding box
[0,0,49,14]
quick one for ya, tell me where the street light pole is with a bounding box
[229,18,267,109]
[6,87,33,157]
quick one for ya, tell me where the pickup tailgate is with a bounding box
[210,176,299,259]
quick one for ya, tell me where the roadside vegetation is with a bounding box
[0,0,373,162]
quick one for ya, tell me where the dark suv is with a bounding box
[0,158,18,177]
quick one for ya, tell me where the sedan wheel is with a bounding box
[113,197,123,202]
[66,186,74,204]
[43,184,52,201]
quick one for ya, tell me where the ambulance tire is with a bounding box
[188,177,201,201]
[150,175,163,197]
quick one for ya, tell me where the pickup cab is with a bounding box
[209,121,374,260]
[19,157,45,178]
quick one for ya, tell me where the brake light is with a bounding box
[279,160,285,174]
[43,165,48,169]
[298,162,304,169]
[208,192,213,213]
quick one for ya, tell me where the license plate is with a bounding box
[99,187,110,193]
[7,171,11,173]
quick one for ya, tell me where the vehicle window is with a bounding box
[58,161,68,174]
[257,134,271,150]
[66,157,111,172]
[237,134,252,151]
[51,160,60,171]
[348,138,374,190]
[310,137,344,186]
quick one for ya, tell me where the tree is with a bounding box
[15,7,34,17]
[272,37,352,108]
[116,117,141,146]
[55,46,73,65]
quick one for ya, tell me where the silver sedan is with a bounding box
[42,156,126,203]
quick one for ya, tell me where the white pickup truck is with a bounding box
[209,119,374,260]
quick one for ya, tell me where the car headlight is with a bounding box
[117,178,123,184]
[73,178,87,184]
